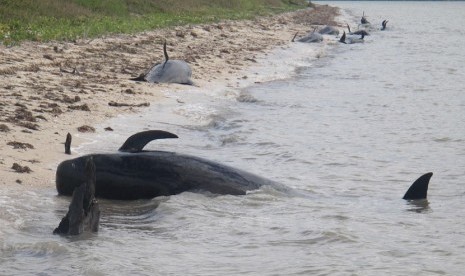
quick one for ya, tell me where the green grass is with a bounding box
[0,0,309,44]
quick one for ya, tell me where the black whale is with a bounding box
[56,130,277,200]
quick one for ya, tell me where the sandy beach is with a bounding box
[0,5,339,189]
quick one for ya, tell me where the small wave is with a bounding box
[99,197,167,230]
[433,137,463,143]
[2,241,68,258]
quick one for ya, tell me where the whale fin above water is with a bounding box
[403,172,433,200]
[162,40,169,69]
[381,20,389,31]
[118,130,178,153]
[339,31,347,44]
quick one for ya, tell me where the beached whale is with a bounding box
[339,31,365,44]
[346,24,369,36]
[292,29,323,43]
[131,41,193,85]
[56,130,281,200]
[318,25,339,36]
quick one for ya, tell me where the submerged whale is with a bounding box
[131,41,193,85]
[56,130,280,200]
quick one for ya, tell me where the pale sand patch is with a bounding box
[0,5,340,190]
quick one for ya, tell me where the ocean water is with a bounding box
[1,2,465,275]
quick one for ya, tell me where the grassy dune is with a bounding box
[0,0,308,44]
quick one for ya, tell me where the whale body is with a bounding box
[131,42,193,85]
[56,130,278,200]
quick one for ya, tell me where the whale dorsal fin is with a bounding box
[339,31,346,44]
[403,172,433,200]
[119,130,178,153]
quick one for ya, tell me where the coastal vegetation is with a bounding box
[0,0,309,44]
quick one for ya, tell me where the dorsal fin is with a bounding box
[118,130,178,153]
[162,40,169,69]
[339,31,346,44]
[403,172,433,200]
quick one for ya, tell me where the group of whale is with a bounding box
[293,12,388,45]
[128,13,389,87]
[55,12,434,235]
[57,130,433,201]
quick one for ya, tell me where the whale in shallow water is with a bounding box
[403,172,433,200]
[56,130,281,200]
[381,20,389,31]
[339,31,365,44]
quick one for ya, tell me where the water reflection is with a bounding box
[405,199,431,213]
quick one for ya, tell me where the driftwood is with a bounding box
[65,133,72,154]
[54,157,100,235]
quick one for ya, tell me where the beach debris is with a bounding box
[17,121,40,130]
[68,103,90,111]
[43,54,54,61]
[77,125,95,133]
[108,101,150,107]
[54,157,100,235]
[60,67,80,75]
[65,133,72,155]
[0,124,10,132]
[104,127,114,131]
[7,141,34,150]
[12,163,32,173]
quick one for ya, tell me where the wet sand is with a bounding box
[0,5,339,189]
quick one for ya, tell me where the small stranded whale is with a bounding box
[292,29,323,43]
[131,41,193,85]
[318,25,339,36]
[56,130,282,200]
[361,12,369,24]
[381,20,389,31]
[346,24,369,36]
[403,172,433,200]
[339,31,365,44]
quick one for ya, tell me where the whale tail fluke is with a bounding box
[403,172,433,200]
[381,20,389,30]
[119,130,178,153]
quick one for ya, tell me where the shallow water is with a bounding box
[2,2,465,275]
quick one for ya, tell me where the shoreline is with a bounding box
[0,5,340,190]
